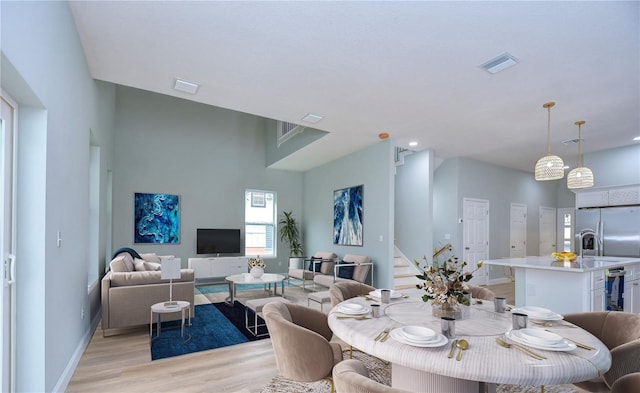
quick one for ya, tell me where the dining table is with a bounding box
[327,288,611,393]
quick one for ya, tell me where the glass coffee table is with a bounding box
[225,273,286,304]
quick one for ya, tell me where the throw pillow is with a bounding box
[140,253,161,262]
[337,261,355,279]
[144,262,162,271]
[109,256,129,272]
[307,257,322,272]
[133,258,147,271]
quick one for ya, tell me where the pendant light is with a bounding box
[567,120,594,189]
[534,102,565,181]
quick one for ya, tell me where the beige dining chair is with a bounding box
[262,301,343,393]
[333,359,410,393]
[467,284,496,301]
[562,311,640,392]
[610,371,640,393]
[329,281,376,307]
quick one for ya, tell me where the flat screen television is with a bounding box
[196,228,241,254]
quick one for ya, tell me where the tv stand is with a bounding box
[188,257,247,281]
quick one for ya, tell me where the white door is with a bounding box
[1,92,17,393]
[557,208,574,252]
[539,207,557,256]
[463,198,489,286]
[510,203,527,258]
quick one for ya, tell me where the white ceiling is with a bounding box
[69,1,640,172]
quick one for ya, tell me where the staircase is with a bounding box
[393,246,422,290]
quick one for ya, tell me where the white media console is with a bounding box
[188,257,248,280]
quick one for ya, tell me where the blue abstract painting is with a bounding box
[134,193,180,244]
[333,185,363,246]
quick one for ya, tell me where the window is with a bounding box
[245,190,276,257]
[562,212,573,252]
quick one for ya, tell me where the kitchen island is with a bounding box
[483,256,640,314]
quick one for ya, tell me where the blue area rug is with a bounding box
[150,301,268,360]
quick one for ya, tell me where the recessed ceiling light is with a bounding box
[173,78,200,94]
[409,141,418,147]
[301,113,323,124]
[480,52,519,74]
[634,136,640,141]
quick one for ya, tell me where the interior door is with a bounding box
[1,92,17,393]
[463,198,489,286]
[539,207,557,256]
[510,203,527,258]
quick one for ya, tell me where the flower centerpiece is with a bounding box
[248,256,266,278]
[412,244,483,318]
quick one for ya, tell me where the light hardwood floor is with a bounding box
[65,282,514,393]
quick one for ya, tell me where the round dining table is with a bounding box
[328,288,611,393]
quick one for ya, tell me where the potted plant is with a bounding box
[279,211,304,269]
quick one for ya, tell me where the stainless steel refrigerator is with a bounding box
[575,206,640,257]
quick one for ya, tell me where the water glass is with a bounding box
[371,304,381,318]
[380,289,391,304]
[512,312,528,330]
[494,297,506,313]
[441,317,456,338]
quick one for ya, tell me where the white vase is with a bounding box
[250,267,264,278]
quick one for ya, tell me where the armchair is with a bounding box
[288,251,336,290]
[262,302,343,391]
[562,311,640,391]
[313,254,373,290]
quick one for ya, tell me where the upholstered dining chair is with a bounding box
[329,281,376,307]
[562,311,640,392]
[610,371,640,393]
[262,301,343,393]
[467,284,496,301]
[333,359,410,393]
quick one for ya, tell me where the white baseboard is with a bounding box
[52,309,101,393]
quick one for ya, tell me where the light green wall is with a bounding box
[302,140,395,288]
[112,86,303,271]
[1,1,116,391]
[584,144,640,188]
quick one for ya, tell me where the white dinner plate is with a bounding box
[506,330,577,351]
[336,303,370,315]
[511,306,564,321]
[369,290,402,299]
[390,328,449,348]
[518,328,563,345]
[400,326,437,342]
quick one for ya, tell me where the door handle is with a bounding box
[511,246,515,248]
[465,247,470,250]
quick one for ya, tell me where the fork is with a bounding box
[375,327,391,342]
[495,338,546,360]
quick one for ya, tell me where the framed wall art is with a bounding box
[134,192,180,244]
[333,184,363,246]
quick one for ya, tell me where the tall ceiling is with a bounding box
[69,1,639,172]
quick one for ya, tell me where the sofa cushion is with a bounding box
[308,257,322,272]
[109,269,195,287]
[145,261,162,271]
[110,256,131,272]
[133,258,147,271]
[140,253,161,262]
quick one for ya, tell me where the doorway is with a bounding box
[463,198,489,286]
[539,206,557,256]
[509,203,527,258]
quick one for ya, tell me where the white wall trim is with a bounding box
[52,310,101,393]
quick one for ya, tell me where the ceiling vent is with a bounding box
[480,52,519,74]
[562,138,581,145]
[277,120,306,147]
[173,78,200,94]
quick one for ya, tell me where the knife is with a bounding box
[447,339,458,358]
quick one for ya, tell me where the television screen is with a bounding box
[196,229,241,254]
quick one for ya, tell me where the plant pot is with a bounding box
[250,267,264,278]
[288,257,304,270]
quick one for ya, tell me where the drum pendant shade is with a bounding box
[534,102,565,181]
[567,120,594,189]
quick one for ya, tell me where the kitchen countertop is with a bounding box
[482,256,640,273]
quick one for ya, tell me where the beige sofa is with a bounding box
[101,251,195,336]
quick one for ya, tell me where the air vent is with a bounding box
[277,120,306,147]
[480,52,519,74]
[562,138,581,145]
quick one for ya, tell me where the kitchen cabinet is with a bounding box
[623,263,640,313]
[574,184,640,208]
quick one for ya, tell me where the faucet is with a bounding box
[578,228,602,259]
